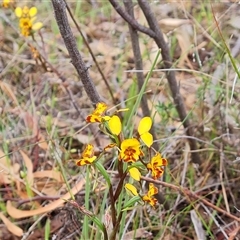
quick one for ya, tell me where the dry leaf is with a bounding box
[0,81,18,106]
[36,183,60,196]
[0,149,20,184]
[89,40,121,57]
[34,170,63,195]
[190,209,205,240]
[0,212,23,237]
[159,18,191,33]
[228,225,240,240]
[104,55,114,77]
[75,133,93,145]
[37,133,49,150]
[17,189,33,200]
[148,41,162,68]
[134,5,148,26]
[228,16,240,29]
[33,170,64,182]
[7,179,85,219]
[39,115,68,128]
[22,112,38,137]
[19,150,33,186]
[123,228,152,240]
[85,22,106,39]
[175,24,193,67]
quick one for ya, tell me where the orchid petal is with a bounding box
[140,132,153,148]
[108,115,121,135]
[125,183,138,196]
[15,7,23,18]
[138,117,152,135]
[29,7,37,17]
[129,167,141,181]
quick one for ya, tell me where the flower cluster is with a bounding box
[86,102,110,123]
[15,6,42,37]
[76,144,97,166]
[1,0,14,8]
[78,102,168,207]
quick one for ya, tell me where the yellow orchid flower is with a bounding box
[86,102,110,123]
[2,0,14,8]
[76,144,97,166]
[15,6,43,37]
[119,138,143,163]
[142,183,158,207]
[147,152,168,179]
[125,183,158,207]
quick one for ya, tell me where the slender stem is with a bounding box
[109,184,117,226]
[51,0,102,105]
[64,0,116,105]
[123,0,158,148]
[108,0,155,37]
[117,158,123,176]
[110,210,123,240]
[113,170,128,201]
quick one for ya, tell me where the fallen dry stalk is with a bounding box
[141,176,240,223]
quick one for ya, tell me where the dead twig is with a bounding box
[64,0,116,105]
[123,0,151,126]
[51,0,102,105]
[141,176,240,223]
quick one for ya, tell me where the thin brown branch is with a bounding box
[30,42,101,147]
[109,184,117,226]
[51,0,102,105]
[141,176,240,223]
[123,1,158,143]
[123,1,150,121]
[113,170,128,202]
[64,0,116,105]
[110,210,123,240]
[108,0,156,38]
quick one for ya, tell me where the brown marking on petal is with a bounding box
[86,115,92,122]
[162,158,168,166]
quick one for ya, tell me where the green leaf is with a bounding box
[44,218,51,240]
[122,196,141,210]
[92,216,105,232]
[95,161,111,186]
